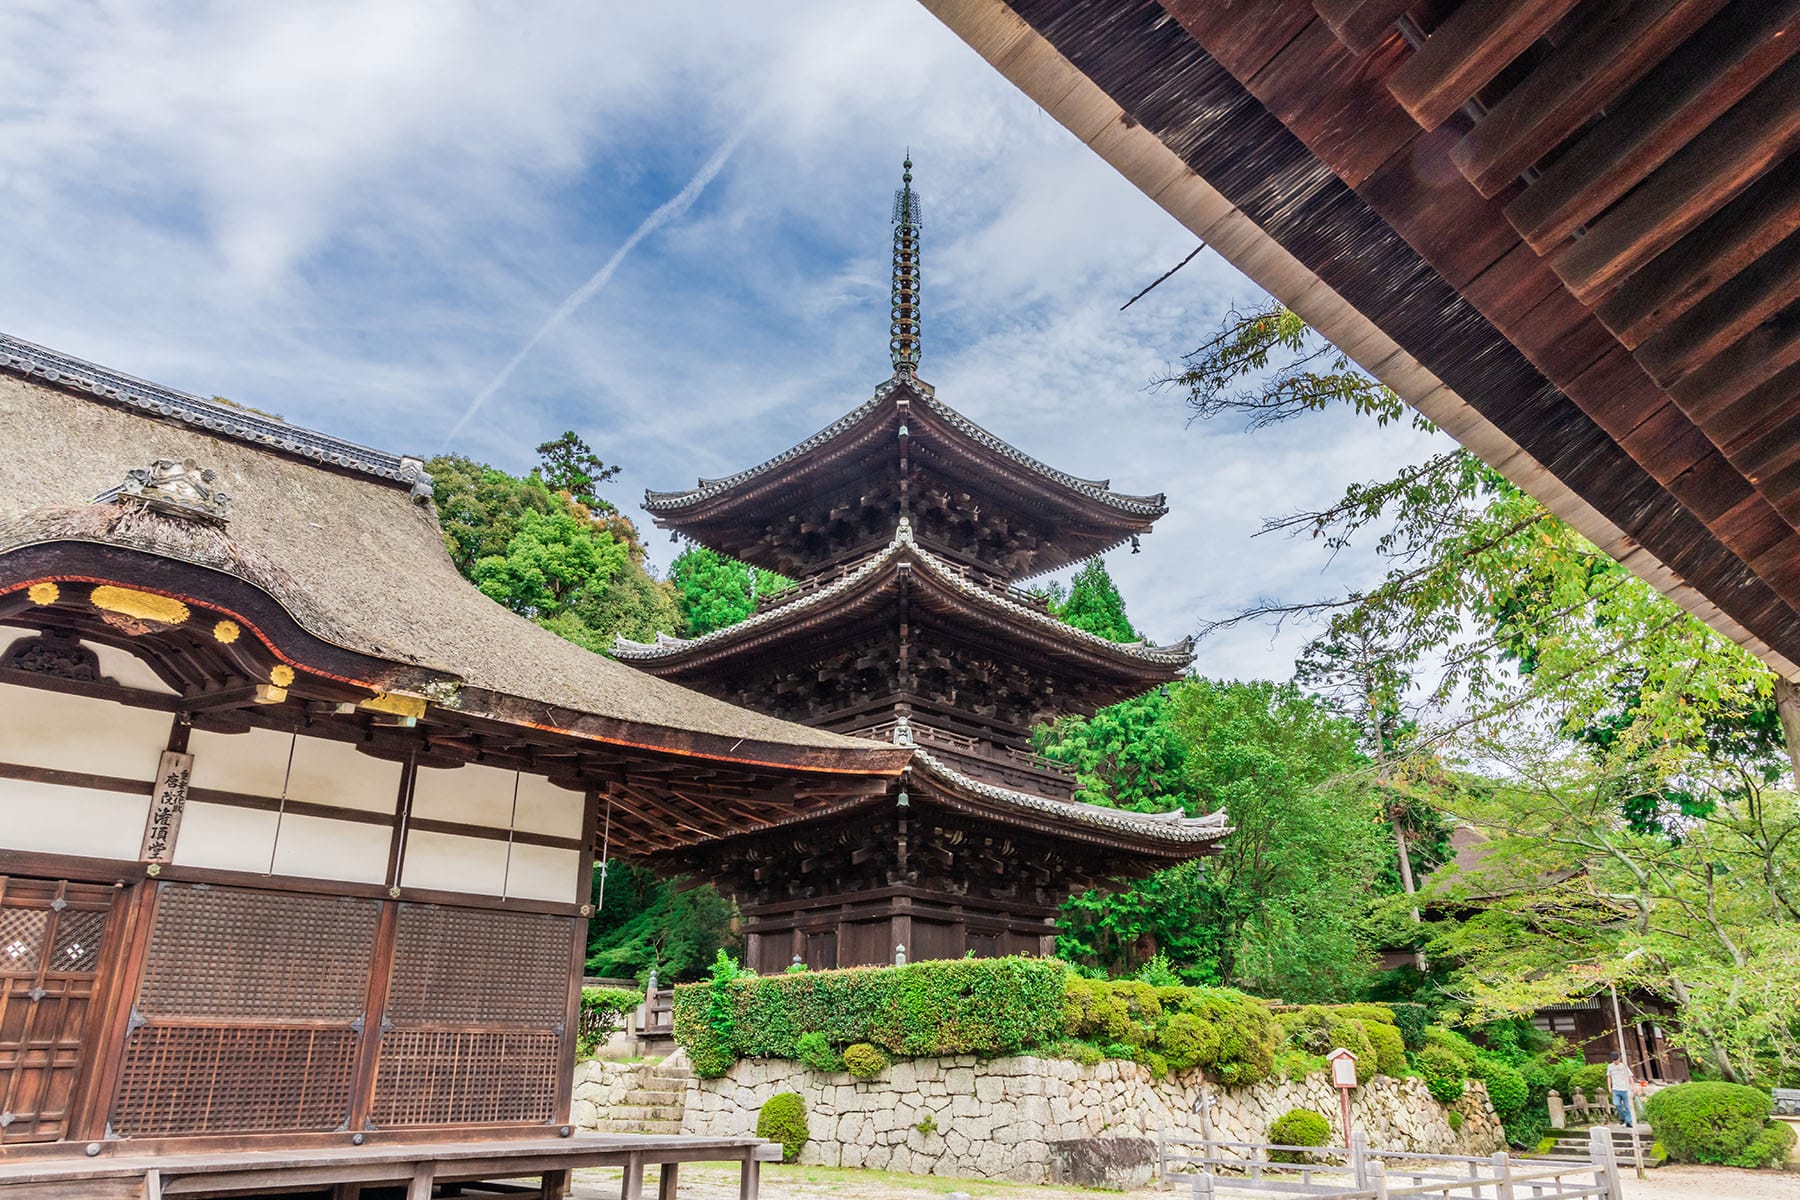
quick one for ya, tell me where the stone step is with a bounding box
[624,1088,687,1105]
[593,1120,685,1136]
[600,1104,686,1122]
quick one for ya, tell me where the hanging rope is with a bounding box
[595,794,614,911]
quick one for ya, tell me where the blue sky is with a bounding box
[1,0,1447,680]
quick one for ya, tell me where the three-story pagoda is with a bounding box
[616,162,1228,971]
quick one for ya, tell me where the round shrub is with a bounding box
[1644,1081,1790,1168]
[1158,1011,1221,1072]
[1363,1021,1407,1078]
[1475,1058,1528,1122]
[1417,1045,1466,1104]
[756,1092,807,1163]
[1446,1110,1464,1132]
[1268,1108,1332,1163]
[842,1042,889,1079]
[795,1030,841,1073]
[1422,1026,1479,1068]
[1740,1123,1798,1169]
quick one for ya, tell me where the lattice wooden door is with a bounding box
[0,877,117,1144]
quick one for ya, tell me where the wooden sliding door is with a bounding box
[0,877,118,1144]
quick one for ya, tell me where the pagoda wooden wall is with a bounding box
[740,886,1057,974]
[0,621,591,1152]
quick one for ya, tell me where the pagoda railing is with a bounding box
[851,720,1077,795]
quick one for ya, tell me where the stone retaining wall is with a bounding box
[577,1054,1504,1183]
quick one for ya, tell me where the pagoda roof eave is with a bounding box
[911,748,1231,851]
[612,518,1196,674]
[643,374,1168,521]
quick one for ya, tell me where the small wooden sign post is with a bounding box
[1327,1047,1359,1149]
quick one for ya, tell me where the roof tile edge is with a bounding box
[0,332,431,491]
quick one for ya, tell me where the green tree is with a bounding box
[668,546,790,637]
[586,862,740,983]
[1056,679,1384,1001]
[1057,558,1140,642]
[534,430,621,513]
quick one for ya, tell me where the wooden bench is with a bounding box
[0,1133,784,1200]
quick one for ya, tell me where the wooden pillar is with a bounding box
[622,1152,645,1200]
[658,1161,681,1200]
[542,1168,572,1200]
[739,1158,761,1200]
[407,1164,434,1200]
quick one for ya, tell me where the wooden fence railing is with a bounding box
[1158,1127,1621,1200]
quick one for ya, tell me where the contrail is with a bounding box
[446,125,750,444]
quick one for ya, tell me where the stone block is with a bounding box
[1048,1137,1157,1189]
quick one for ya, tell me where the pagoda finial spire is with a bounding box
[890,155,922,374]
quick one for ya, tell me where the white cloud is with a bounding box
[0,0,1446,683]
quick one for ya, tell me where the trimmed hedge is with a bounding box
[672,957,1281,1084]
[756,1092,808,1162]
[1644,1082,1795,1168]
[673,956,1067,1076]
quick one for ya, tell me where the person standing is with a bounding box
[1607,1053,1635,1126]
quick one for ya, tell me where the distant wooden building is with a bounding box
[0,333,906,1171]
[616,163,1229,973]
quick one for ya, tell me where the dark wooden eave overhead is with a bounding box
[922,0,1800,678]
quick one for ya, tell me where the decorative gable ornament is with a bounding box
[107,458,233,523]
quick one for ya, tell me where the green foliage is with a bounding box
[756,1092,808,1163]
[1049,1039,1104,1066]
[1422,1027,1480,1068]
[534,431,620,513]
[684,951,749,1078]
[842,1042,889,1079]
[1156,1012,1221,1072]
[1052,558,1140,642]
[1364,1022,1407,1078]
[1644,1082,1790,1168]
[1055,679,1383,1000]
[427,441,676,651]
[1165,303,1420,432]
[575,987,643,1058]
[668,547,791,637]
[1275,1049,1327,1081]
[794,1031,841,1073]
[1474,1057,1528,1121]
[1416,1045,1467,1104]
[1268,1109,1333,1163]
[1389,1003,1429,1053]
[916,1112,939,1137]
[1568,1063,1607,1096]
[585,862,738,983]
[671,961,1279,1085]
[1135,954,1182,988]
[1446,1110,1464,1132]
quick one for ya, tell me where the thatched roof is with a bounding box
[0,339,907,769]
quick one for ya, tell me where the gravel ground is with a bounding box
[1617,1163,1800,1199]
[567,1160,1800,1200]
